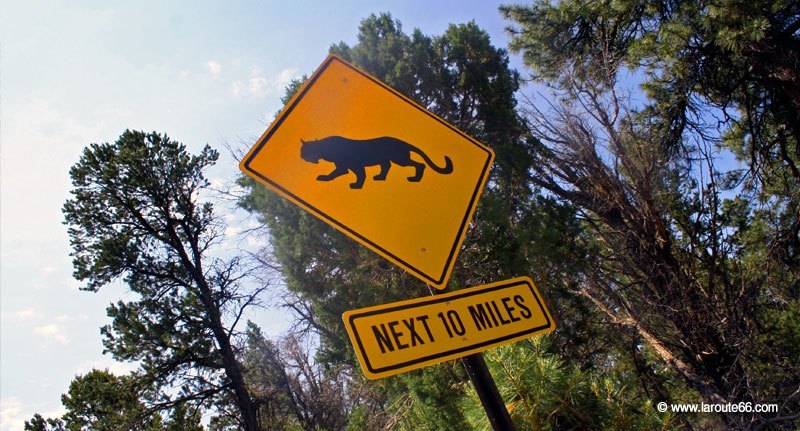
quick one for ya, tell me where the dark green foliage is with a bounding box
[63,130,260,429]
[462,337,672,430]
[387,364,471,431]
[26,370,206,431]
[163,404,205,431]
[502,0,800,428]
[60,370,163,431]
[24,415,66,431]
[63,130,217,292]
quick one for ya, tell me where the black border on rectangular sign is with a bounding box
[346,277,554,375]
[240,55,494,288]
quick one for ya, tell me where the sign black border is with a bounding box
[241,55,493,287]
[346,278,554,375]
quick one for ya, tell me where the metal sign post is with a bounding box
[462,353,516,430]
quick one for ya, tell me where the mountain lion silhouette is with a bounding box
[300,136,453,189]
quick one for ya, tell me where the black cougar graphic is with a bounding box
[300,136,453,189]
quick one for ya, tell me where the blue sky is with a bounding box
[0,0,519,427]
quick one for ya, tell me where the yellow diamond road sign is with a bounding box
[240,55,494,289]
[342,277,555,379]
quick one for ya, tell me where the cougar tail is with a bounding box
[433,156,454,174]
[411,147,454,174]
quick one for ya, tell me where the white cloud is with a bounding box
[248,69,269,98]
[231,66,300,100]
[210,177,227,190]
[206,60,221,78]
[33,324,69,344]
[55,314,88,323]
[274,67,299,93]
[246,235,267,248]
[1,97,107,245]
[224,226,242,238]
[66,278,82,291]
[0,397,24,431]
[13,308,37,319]
[231,81,244,97]
[75,358,138,376]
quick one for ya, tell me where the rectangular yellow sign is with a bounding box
[239,55,494,289]
[343,277,555,379]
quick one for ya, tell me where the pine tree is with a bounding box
[63,130,262,429]
[60,370,163,431]
[501,1,800,427]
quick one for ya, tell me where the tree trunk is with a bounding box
[168,221,260,431]
[580,289,728,406]
[194,273,260,431]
